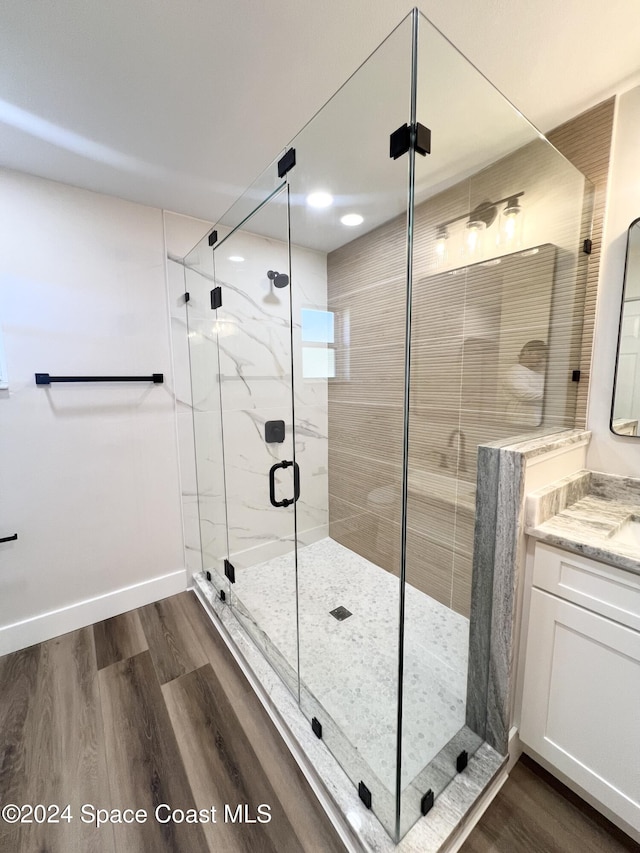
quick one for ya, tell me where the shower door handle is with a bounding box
[269,460,300,508]
[292,461,300,504]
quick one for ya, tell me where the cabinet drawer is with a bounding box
[532,542,640,631]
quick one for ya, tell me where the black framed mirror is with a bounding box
[611,218,640,435]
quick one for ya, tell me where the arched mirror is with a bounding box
[611,218,640,435]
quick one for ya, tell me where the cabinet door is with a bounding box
[520,588,640,832]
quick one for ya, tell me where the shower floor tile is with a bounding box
[230,537,469,794]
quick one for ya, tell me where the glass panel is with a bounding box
[288,14,414,838]
[213,186,300,696]
[184,232,229,601]
[398,11,594,836]
[215,164,287,244]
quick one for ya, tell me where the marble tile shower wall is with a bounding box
[327,137,589,619]
[167,225,329,576]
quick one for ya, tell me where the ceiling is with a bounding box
[1,0,640,232]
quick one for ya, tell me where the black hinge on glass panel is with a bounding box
[278,148,296,178]
[358,781,372,810]
[206,570,212,582]
[421,789,434,816]
[208,230,218,247]
[211,286,222,310]
[219,589,226,602]
[224,559,235,584]
[572,369,581,382]
[583,238,593,254]
[390,122,431,160]
[311,717,323,739]
[456,750,468,773]
[184,292,190,303]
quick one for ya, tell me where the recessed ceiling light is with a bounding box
[340,213,364,227]
[228,255,244,262]
[306,191,333,209]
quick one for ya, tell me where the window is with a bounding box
[301,309,335,379]
[0,326,8,390]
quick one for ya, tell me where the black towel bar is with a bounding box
[35,373,163,385]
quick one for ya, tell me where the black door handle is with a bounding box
[269,460,300,508]
[293,461,300,504]
[0,534,17,543]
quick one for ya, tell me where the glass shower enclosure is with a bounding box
[182,9,592,842]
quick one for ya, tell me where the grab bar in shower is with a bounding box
[35,373,164,385]
[0,534,17,543]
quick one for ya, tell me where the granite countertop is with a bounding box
[526,470,640,575]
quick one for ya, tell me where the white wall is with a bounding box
[587,86,640,473]
[0,169,186,654]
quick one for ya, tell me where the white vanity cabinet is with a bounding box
[520,542,640,837]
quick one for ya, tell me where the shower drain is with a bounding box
[329,606,352,621]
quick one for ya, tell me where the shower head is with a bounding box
[267,270,289,288]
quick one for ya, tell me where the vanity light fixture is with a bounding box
[467,201,498,230]
[340,213,364,226]
[434,191,525,259]
[306,191,334,209]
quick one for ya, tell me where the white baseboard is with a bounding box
[0,569,187,655]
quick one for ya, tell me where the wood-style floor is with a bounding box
[1,591,638,853]
[461,754,640,853]
[0,591,347,853]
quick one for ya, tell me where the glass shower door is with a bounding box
[212,185,300,696]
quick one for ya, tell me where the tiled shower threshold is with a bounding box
[193,572,506,851]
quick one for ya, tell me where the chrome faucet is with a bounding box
[439,429,467,473]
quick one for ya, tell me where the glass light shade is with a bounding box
[435,228,449,267]
[498,198,524,248]
[465,219,486,259]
